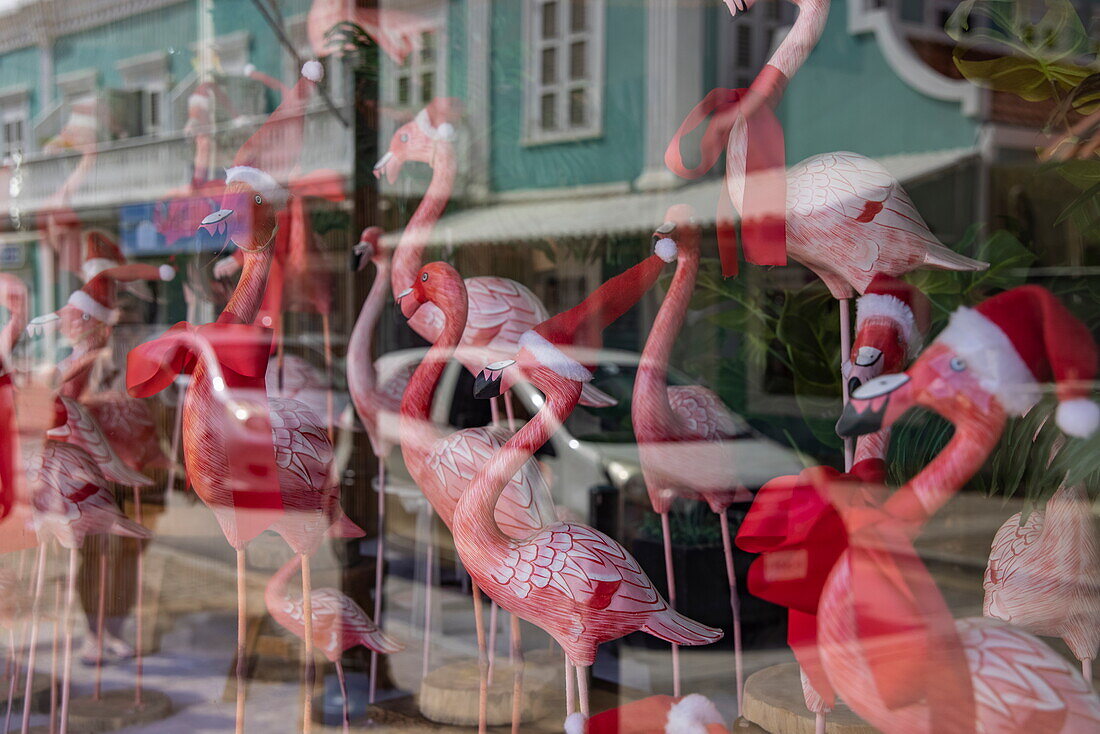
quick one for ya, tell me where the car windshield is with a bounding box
[560,361,753,443]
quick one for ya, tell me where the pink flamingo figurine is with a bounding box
[374,98,615,421]
[632,205,750,705]
[265,554,403,732]
[25,439,152,734]
[984,483,1100,686]
[347,226,414,701]
[832,285,1100,732]
[458,258,723,731]
[127,61,363,734]
[396,260,557,733]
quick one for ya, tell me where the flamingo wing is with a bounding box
[268,397,336,508]
[462,277,548,353]
[426,426,554,536]
[958,617,1100,732]
[667,385,744,441]
[49,397,153,487]
[375,359,416,413]
[788,153,937,243]
[492,521,664,614]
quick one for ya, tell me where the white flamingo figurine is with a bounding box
[632,205,750,706]
[265,554,403,732]
[985,483,1100,686]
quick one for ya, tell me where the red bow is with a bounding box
[739,457,975,728]
[126,321,284,544]
[738,460,882,704]
[664,67,788,278]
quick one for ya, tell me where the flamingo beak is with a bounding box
[848,346,884,395]
[474,359,516,400]
[395,286,422,320]
[837,373,912,438]
[373,151,399,184]
[352,240,371,272]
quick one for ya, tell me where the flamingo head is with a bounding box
[374,103,456,184]
[55,302,109,345]
[0,275,27,322]
[353,226,384,272]
[199,178,280,253]
[845,318,908,397]
[653,204,698,261]
[837,342,1007,439]
[395,261,465,321]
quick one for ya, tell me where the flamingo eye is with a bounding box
[950,357,966,372]
[82,313,90,321]
[254,195,262,205]
[400,133,409,143]
[421,272,429,282]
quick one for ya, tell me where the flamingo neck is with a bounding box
[853,428,890,465]
[634,241,699,441]
[454,372,582,548]
[390,148,456,298]
[221,235,275,325]
[349,258,392,402]
[0,302,26,372]
[265,554,303,612]
[400,289,468,425]
[768,0,830,80]
[886,411,1004,528]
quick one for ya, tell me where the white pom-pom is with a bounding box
[436,122,455,140]
[1057,398,1099,438]
[158,264,175,282]
[564,711,586,734]
[654,237,678,263]
[666,693,724,734]
[301,60,324,82]
[243,63,257,78]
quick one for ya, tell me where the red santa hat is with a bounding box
[572,694,728,734]
[80,229,126,282]
[68,263,175,325]
[225,61,324,207]
[517,241,675,382]
[935,285,1098,438]
[854,274,927,361]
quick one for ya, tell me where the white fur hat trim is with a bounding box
[563,712,586,734]
[225,166,288,207]
[935,306,1040,415]
[856,292,922,358]
[666,694,724,734]
[158,264,175,281]
[415,108,455,141]
[68,290,119,325]
[518,330,593,383]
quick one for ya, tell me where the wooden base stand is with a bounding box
[65,689,172,732]
[742,663,877,734]
[418,651,562,727]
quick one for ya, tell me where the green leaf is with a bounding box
[952,54,1090,101]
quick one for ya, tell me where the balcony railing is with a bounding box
[13,105,353,214]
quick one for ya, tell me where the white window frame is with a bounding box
[0,86,29,163]
[523,0,605,145]
[190,31,252,77]
[55,69,98,107]
[379,3,448,114]
[117,51,170,137]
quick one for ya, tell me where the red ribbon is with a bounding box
[126,320,284,542]
[664,67,788,278]
[738,458,975,726]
